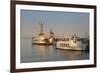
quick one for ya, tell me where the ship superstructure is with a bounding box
[32,22,55,45]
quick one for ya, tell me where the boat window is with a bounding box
[66,44,67,46]
[64,44,65,46]
[60,43,69,47]
[60,43,63,47]
[73,41,76,43]
[66,38,69,41]
[64,44,65,47]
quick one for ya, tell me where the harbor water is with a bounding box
[21,38,89,63]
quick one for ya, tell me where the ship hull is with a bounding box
[33,42,53,45]
[56,47,85,51]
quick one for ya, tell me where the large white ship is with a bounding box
[56,36,89,51]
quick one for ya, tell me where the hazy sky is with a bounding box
[21,9,89,38]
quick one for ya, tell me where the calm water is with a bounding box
[21,38,89,63]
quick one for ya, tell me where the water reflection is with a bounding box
[32,44,89,62]
[21,38,89,63]
[58,50,82,60]
[38,45,46,61]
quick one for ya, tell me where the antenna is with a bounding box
[39,21,44,33]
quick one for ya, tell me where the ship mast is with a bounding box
[38,21,45,41]
[39,21,44,33]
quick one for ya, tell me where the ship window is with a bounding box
[73,41,76,43]
[61,43,65,47]
[63,44,65,47]
[60,43,63,47]
[60,43,61,46]
[63,44,64,47]
[65,44,67,46]
[64,44,65,46]
[61,44,63,46]
[66,38,69,41]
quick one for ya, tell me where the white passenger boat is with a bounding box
[56,36,89,51]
